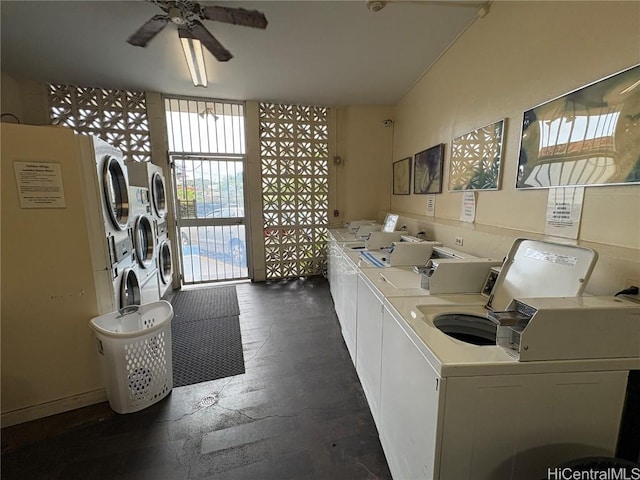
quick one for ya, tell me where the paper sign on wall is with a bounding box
[14,161,66,208]
[460,191,476,223]
[426,195,436,217]
[544,187,585,239]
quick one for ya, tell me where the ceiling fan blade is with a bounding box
[200,6,268,29]
[127,14,170,47]
[188,21,233,62]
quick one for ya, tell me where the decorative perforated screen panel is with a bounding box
[48,84,151,163]
[259,103,329,279]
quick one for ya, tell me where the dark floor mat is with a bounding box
[169,285,240,324]
[171,315,245,388]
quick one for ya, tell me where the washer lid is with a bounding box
[487,238,598,311]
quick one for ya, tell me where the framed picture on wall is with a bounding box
[517,64,640,189]
[414,144,444,194]
[393,157,411,195]
[449,119,505,191]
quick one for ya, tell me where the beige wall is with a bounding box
[1,72,23,120]
[390,1,640,295]
[334,105,394,225]
[1,73,49,125]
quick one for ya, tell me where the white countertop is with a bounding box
[386,296,640,377]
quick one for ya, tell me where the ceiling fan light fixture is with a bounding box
[168,7,186,25]
[366,0,387,12]
[179,33,208,87]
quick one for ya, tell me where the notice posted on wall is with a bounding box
[460,191,476,223]
[425,194,436,217]
[14,161,66,208]
[544,187,585,239]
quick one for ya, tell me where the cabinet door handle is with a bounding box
[435,378,439,391]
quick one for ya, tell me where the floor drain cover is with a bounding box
[198,394,219,408]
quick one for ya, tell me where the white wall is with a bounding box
[389,1,640,295]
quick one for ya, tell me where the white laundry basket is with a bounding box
[89,300,174,414]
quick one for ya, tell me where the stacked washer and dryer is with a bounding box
[127,162,173,299]
[93,139,142,310]
[128,185,160,305]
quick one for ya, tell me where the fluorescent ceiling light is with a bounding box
[179,31,207,87]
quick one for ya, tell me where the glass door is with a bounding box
[173,156,248,283]
[164,96,248,284]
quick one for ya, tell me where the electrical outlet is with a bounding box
[333,209,339,217]
[455,237,464,246]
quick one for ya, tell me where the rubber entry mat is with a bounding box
[169,285,245,387]
[171,315,245,387]
[169,285,240,324]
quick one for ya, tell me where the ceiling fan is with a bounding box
[127,0,268,62]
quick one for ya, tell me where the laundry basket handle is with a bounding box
[118,305,139,316]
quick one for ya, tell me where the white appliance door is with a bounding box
[151,171,167,219]
[134,214,156,268]
[120,267,141,307]
[102,155,130,231]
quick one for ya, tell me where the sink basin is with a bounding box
[433,313,497,346]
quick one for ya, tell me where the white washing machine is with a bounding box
[372,239,640,480]
[129,186,160,305]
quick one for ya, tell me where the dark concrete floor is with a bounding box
[1,276,392,480]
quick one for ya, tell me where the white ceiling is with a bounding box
[1,1,481,107]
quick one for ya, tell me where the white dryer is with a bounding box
[129,186,160,305]
[127,162,172,298]
[157,238,173,299]
[93,137,134,270]
[127,161,168,237]
[112,255,142,310]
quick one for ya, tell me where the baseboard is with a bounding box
[1,389,108,428]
